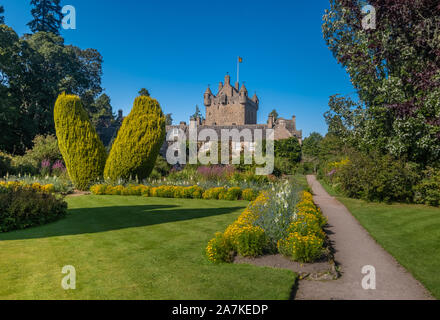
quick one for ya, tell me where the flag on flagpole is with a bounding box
[237,57,243,83]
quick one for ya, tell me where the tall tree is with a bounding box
[0,5,5,24]
[28,0,62,35]
[0,25,103,153]
[269,109,279,121]
[138,88,150,97]
[302,132,324,159]
[192,105,204,120]
[165,113,173,126]
[323,0,440,163]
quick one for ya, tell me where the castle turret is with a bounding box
[204,86,212,106]
[239,84,248,104]
[251,93,259,104]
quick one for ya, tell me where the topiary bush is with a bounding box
[54,93,107,191]
[104,96,166,181]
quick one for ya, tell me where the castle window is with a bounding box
[172,128,179,138]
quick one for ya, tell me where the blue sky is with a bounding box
[2,0,356,137]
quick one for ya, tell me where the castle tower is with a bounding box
[204,74,259,126]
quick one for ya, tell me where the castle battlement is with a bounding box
[204,74,259,126]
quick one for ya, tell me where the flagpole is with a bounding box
[237,56,240,84]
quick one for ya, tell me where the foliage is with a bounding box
[1,175,73,194]
[277,191,326,262]
[138,88,150,97]
[325,151,420,203]
[191,104,204,120]
[0,24,103,154]
[165,113,173,126]
[273,137,302,175]
[323,1,440,164]
[206,185,325,263]
[28,0,62,34]
[90,183,253,201]
[269,109,279,121]
[202,187,226,200]
[302,132,324,158]
[0,5,4,24]
[22,134,62,168]
[206,233,234,263]
[275,137,302,161]
[104,96,166,181]
[0,184,67,233]
[149,155,172,180]
[277,233,324,263]
[54,94,107,190]
[413,167,440,207]
[242,188,257,201]
[88,93,115,127]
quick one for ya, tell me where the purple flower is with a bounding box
[197,165,236,180]
[52,160,66,171]
[41,159,51,169]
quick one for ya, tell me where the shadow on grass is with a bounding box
[0,204,245,241]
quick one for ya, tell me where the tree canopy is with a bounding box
[0,25,103,154]
[28,0,62,34]
[0,5,5,24]
[269,109,279,121]
[138,88,150,97]
[323,0,440,164]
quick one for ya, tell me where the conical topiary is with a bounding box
[104,96,166,181]
[54,93,107,190]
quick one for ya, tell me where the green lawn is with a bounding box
[319,180,440,299]
[0,195,296,300]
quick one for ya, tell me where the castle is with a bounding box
[164,74,302,146]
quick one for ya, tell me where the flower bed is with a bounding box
[89,184,258,201]
[0,181,56,194]
[206,190,327,263]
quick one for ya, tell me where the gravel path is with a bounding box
[295,175,434,300]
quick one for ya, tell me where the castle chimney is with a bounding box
[292,115,297,130]
[268,115,274,129]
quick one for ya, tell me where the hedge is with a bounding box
[90,184,258,201]
[54,94,107,190]
[104,96,166,181]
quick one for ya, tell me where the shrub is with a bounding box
[24,135,63,168]
[242,188,257,201]
[202,187,226,200]
[54,94,107,190]
[223,187,242,201]
[0,152,12,177]
[104,96,166,181]
[235,226,267,257]
[206,232,234,263]
[414,167,440,206]
[0,185,67,233]
[277,232,323,263]
[329,152,419,203]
